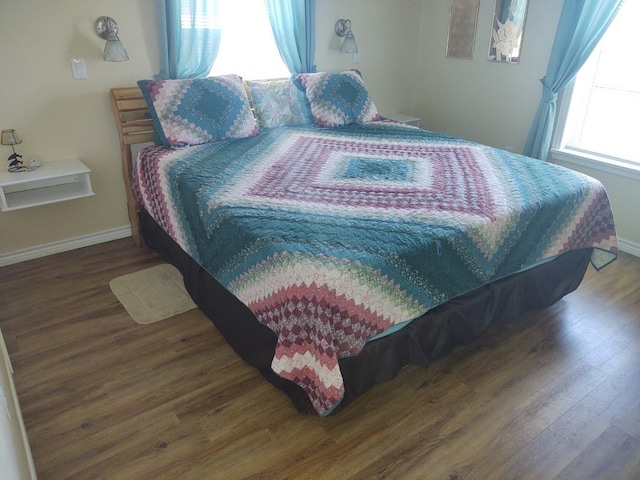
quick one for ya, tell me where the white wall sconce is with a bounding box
[95,16,129,62]
[335,19,359,54]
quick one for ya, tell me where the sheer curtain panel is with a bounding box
[158,0,222,79]
[523,0,623,161]
[264,0,316,74]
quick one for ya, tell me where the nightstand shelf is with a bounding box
[0,159,94,212]
[384,113,421,128]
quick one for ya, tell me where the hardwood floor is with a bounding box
[1,239,639,479]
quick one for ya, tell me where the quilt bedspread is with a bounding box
[134,122,618,415]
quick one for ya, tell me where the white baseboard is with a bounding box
[0,226,132,267]
[618,237,640,258]
[1,227,638,267]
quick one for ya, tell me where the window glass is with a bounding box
[559,0,640,166]
[210,0,290,80]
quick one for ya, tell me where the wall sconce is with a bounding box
[1,129,29,173]
[335,19,359,54]
[95,16,129,62]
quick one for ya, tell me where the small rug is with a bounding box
[109,263,197,324]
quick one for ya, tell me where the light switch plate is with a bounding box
[71,58,88,80]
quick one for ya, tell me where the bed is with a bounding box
[109,72,618,416]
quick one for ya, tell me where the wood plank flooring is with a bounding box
[1,239,639,479]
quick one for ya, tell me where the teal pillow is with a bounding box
[291,71,380,127]
[137,75,258,147]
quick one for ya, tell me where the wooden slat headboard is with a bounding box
[109,87,154,247]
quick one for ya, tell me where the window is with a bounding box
[209,0,290,80]
[554,0,640,174]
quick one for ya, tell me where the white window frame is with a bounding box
[550,1,640,181]
[551,86,640,181]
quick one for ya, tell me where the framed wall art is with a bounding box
[488,0,529,63]
[446,0,481,59]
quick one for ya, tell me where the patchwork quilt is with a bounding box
[134,122,618,415]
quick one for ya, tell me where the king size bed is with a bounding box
[110,71,618,416]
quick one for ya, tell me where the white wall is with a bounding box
[412,0,564,153]
[314,0,423,116]
[0,0,160,257]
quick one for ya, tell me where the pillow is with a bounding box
[245,79,313,128]
[137,74,258,147]
[291,71,380,127]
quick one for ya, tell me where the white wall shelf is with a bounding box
[0,159,94,212]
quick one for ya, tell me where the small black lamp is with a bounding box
[1,129,29,173]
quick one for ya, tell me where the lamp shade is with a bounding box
[103,38,129,62]
[335,19,359,54]
[1,129,22,146]
[340,31,359,54]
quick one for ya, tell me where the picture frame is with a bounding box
[446,0,481,59]
[488,0,529,63]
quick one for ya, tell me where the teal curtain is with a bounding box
[158,0,222,79]
[264,0,316,73]
[523,0,623,161]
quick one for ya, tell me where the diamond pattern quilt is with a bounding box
[134,122,618,415]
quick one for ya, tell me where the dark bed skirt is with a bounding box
[140,210,591,415]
